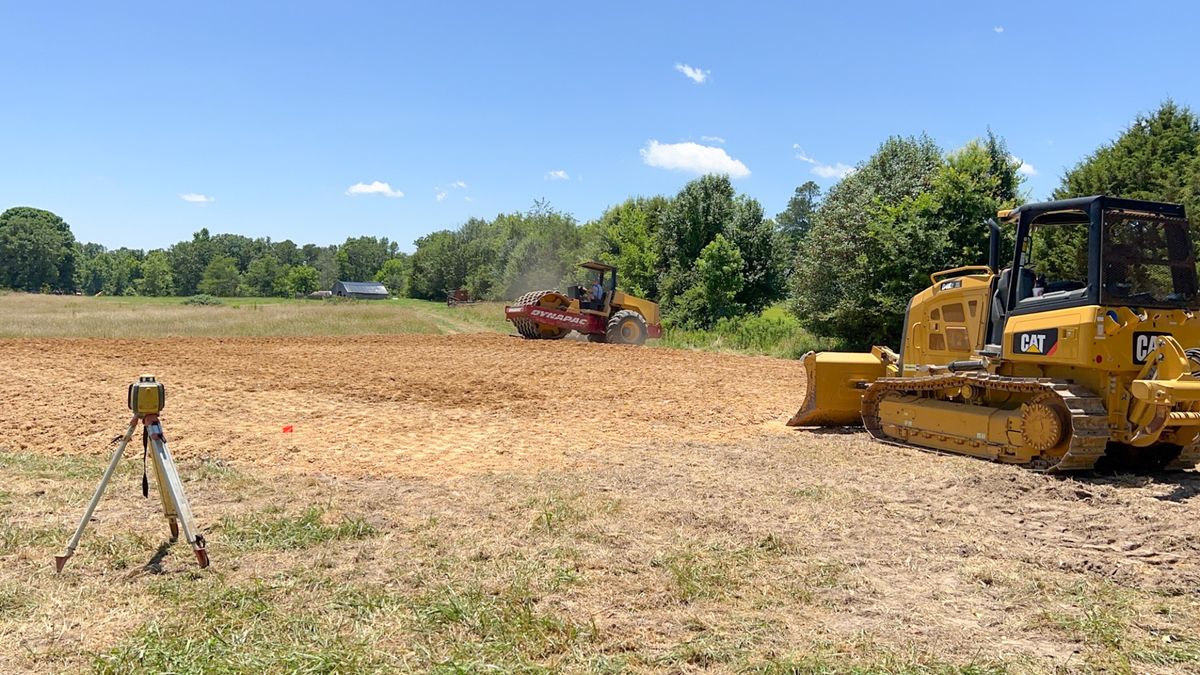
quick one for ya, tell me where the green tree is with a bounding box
[283,264,320,296]
[272,239,302,266]
[657,175,786,320]
[776,181,821,247]
[1055,100,1200,246]
[76,250,110,295]
[199,255,241,296]
[658,175,735,305]
[103,249,142,296]
[984,129,1021,205]
[404,202,594,302]
[168,229,214,296]
[374,256,410,297]
[0,207,78,291]
[408,230,460,299]
[496,204,582,298]
[209,233,261,271]
[725,195,788,314]
[589,196,667,298]
[791,135,944,349]
[336,236,397,281]
[136,251,175,296]
[243,254,284,296]
[791,134,1022,349]
[313,246,340,290]
[457,217,503,299]
[672,233,744,328]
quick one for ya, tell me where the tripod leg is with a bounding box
[149,445,179,538]
[147,422,209,568]
[55,418,139,573]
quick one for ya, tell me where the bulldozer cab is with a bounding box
[987,196,1199,349]
[792,195,1200,431]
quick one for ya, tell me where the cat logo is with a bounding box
[1133,332,1170,365]
[1021,333,1047,353]
[1011,328,1059,356]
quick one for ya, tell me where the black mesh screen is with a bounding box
[1102,213,1197,307]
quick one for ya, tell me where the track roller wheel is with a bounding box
[606,310,648,346]
[1021,397,1068,453]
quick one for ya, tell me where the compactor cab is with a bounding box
[504,262,663,345]
[567,261,616,313]
[792,196,1200,472]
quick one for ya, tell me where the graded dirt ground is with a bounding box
[3,333,1200,672]
[0,333,801,478]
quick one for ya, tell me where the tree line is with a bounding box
[3,101,1198,345]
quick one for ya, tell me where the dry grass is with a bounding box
[5,300,1200,672]
[5,432,1200,672]
[0,293,510,339]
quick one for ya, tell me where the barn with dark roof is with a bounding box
[331,281,389,299]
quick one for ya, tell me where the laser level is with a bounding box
[55,374,209,572]
[128,374,165,415]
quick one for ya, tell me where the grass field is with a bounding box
[0,293,821,359]
[0,293,512,339]
[4,294,1200,673]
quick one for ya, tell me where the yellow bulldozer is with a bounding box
[504,261,662,345]
[792,196,1200,472]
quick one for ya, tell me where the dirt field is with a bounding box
[4,333,1200,672]
[0,333,800,478]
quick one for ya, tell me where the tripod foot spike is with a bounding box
[54,554,71,574]
[169,520,179,539]
[195,548,210,569]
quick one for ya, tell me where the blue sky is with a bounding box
[1,1,1195,251]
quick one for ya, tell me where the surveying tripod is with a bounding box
[55,374,209,572]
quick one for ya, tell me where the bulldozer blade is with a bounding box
[788,351,886,427]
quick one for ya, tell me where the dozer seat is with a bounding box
[988,267,1033,346]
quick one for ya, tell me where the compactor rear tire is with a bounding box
[606,310,648,346]
[512,290,569,340]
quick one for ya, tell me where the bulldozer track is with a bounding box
[1168,441,1200,470]
[861,374,1111,472]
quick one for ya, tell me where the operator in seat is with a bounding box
[590,275,605,308]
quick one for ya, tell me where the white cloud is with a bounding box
[1010,154,1038,176]
[345,181,404,198]
[640,140,750,178]
[793,144,854,179]
[180,193,214,204]
[792,144,817,164]
[434,180,468,201]
[701,135,726,144]
[545,169,570,181]
[674,63,710,84]
[812,163,855,179]
[994,25,1004,33]
[464,196,474,202]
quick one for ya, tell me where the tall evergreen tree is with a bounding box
[1055,100,1200,248]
